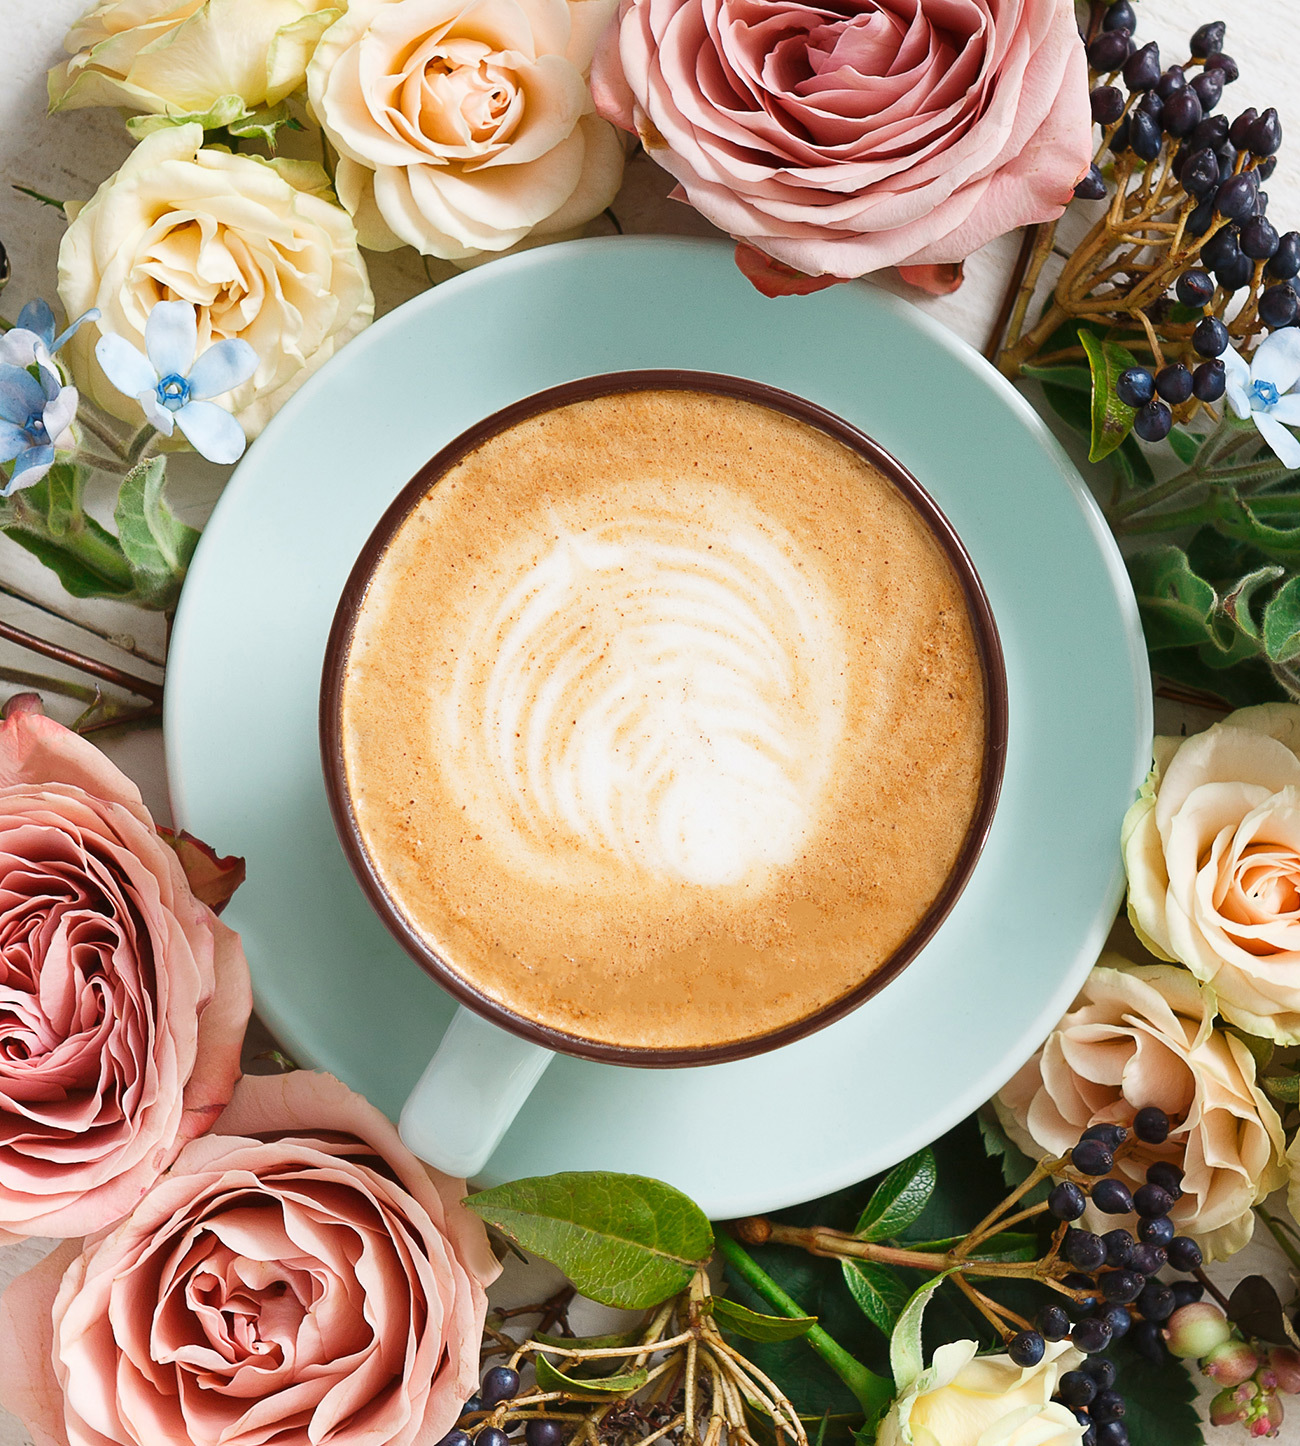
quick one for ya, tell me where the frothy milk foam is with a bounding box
[341,389,987,1053]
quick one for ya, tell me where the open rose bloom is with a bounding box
[0,699,250,1241]
[590,0,1091,281]
[1124,702,1300,1042]
[0,1070,500,1446]
[995,958,1286,1259]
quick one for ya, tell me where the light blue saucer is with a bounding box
[166,236,1151,1218]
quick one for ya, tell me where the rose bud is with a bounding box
[1266,1348,1300,1394]
[1204,1339,1262,1386]
[1210,1382,1257,1427]
[1165,1302,1233,1358]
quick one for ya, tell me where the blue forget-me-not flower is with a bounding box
[1223,329,1300,471]
[0,300,97,494]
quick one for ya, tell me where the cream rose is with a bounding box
[58,123,373,439]
[306,0,626,260]
[49,0,339,119]
[1123,702,1300,1042]
[877,1338,1085,1446]
[995,958,1286,1259]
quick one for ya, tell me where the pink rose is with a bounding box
[0,696,251,1240]
[591,0,1092,281]
[0,1070,501,1446]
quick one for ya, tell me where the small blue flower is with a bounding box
[0,359,79,495]
[95,301,258,465]
[1223,329,1300,469]
[0,298,99,372]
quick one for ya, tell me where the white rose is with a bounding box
[49,0,339,118]
[1123,702,1300,1042]
[877,1339,1085,1446]
[58,124,373,439]
[306,0,626,260]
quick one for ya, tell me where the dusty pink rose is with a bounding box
[0,1070,501,1446]
[591,0,1092,281]
[0,696,250,1241]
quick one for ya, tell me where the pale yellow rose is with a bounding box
[877,1338,1085,1446]
[994,958,1286,1260]
[49,0,339,119]
[58,123,373,439]
[306,0,626,260]
[1123,703,1300,1042]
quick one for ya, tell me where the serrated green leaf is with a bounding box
[841,1260,910,1335]
[976,1111,1041,1192]
[4,526,134,599]
[465,1172,713,1309]
[1129,546,1218,650]
[709,1296,817,1342]
[855,1150,937,1242]
[1264,1073,1300,1102]
[1168,428,1202,465]
[1079,330,1139,462]
[1263,575,1300,663]
[1110,1332,1203,1446]
[113,456,200,608]
[534,1356,648,1396]
[889,1272,953,1393]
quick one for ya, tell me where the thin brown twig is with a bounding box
[0,617,163,703]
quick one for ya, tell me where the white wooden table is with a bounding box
[2,1,1299,1440]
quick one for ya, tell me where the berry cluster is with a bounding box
[439,1368,567,1446]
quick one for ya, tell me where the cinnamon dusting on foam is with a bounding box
[341,390,986,1053]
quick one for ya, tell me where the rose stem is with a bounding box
[715,1233,893,1419]
[76,704,162,735]
[1194,1268,1232,1312]
[0,617,164,702]
[0,665,101,705]
[1256,1209,1300,1275]
[984,225,1042,360]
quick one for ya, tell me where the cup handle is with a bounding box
[399,1006,554,1178]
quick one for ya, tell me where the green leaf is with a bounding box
[534,1356,648,1396]
[854,1150,937,1242]
[889,1272,953,1393]
[227,102,304,148]
[709,1296,818,1342]
[532,1329,644,1351]
[976,1111,1042,1193]
[1040,380,1091,435]
[127,94,247,138]
[1222,565,1286,643]
[1079,330,1139,462]
[1019,364,1093,392]
[1113,433,1156,492]
[465,1172,713,1309]
[20,461,84,536]
[4,526,134,599]
[1215,494,1300,563]
[1150,647,1286,709]
[113,456,200,608]
[841,1260,910,1336]
[1264,1073,1300,1103]
[1128,546,1218,650]
[1168,428,1202,465]
[906,1231,1038,1263]
[1263,576,1300,663]
[1109,1332,1203,1446]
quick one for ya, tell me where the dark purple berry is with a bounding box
[1110,118,1131,154]
[1171,1280,1205,1309]
[1008,1331,1045,1367]
[1216,251,1254,290]
[1091,85,1125,124]
[1063,1274,1101,1314]
[1101,1269,1144,1304]
[1059,1370,1096,1407]
[1129,109,1162,161]
[1180,147,1220,197]
[1137,1281,1176,1321]
[1255,191,1271,216]
[481,1367,521,1408]
[1146,1160,1184,1194]
[1176,268,1215,307]
[1191,114,1230,150]
[1167,1236,1204,1272]
[1100,1303,1132,1338]
[1050,1181,1088,1220]
[1247,107,1283,157]
[1102,1228,1135,1267]
[1082,1358,1117,1388]
[1216,173,1258,221]
[1133,400,1173,441]
[1260,283,1299,329]
[1103,0,1135,31]
[1190,21,1226,59]
[526,1423,567,1446]
[1089,30,1131,72]
[1038,1303,1071,1341]
[463,1396,484,1415]
[1268,233,1300,280]
[1202,222,1240,268]
[1191,69,1224,112]
[1123,42,1161,92]
[1186,197,1216,235]
[1162,87,1202,137]
[1072,1316,1114,1354]
[1139,1214,1176,1247]
[1157,65,1187,99]
[1065,1229,1107,1272]
[1217,146,1237,182]
[438,1433,471,1446]
[1132,1318,1168,1364]
[1193,360,1227,401]
[1229,107,1259,149]
[1072,1139,1114,1175]
[1129,1243,1167,1276]
[1116,366,1155,406]
[1082,1421,1099,1446]
[1092,1178,1134,1214]
[478,1430,510,1446]
[1093,1390,1126,1424]
[1242,217,1281,260]
[1082,1124,1129,1150]
[1137,90,1163,120]
[1075,165,1108,201]
[1133,1107,1170,1144]
[1155,364,1194,404]
[1259,156,1278,181]
[1096,1421,1130,1446]
[1205,52,1239,84]
[1134,1181,1175,1216]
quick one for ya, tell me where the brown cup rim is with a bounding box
[320,369,1008,1068]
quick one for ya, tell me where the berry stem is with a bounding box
[1255,1208,1300,1274]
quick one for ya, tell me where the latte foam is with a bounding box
[340,388,989,1054]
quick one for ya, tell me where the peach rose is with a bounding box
[994,958,1286,1259]
[590,0,1092,282]
[0,696,250,1241]
[306,0,627,260]
[0,1070,501,1446]
[1123,703,1300,1043]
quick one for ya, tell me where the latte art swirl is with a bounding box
[446,506,846,889]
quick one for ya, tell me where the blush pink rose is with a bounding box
[591,0,1092,280]
[0,1070,501,1446]
[0,696,251,1241]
